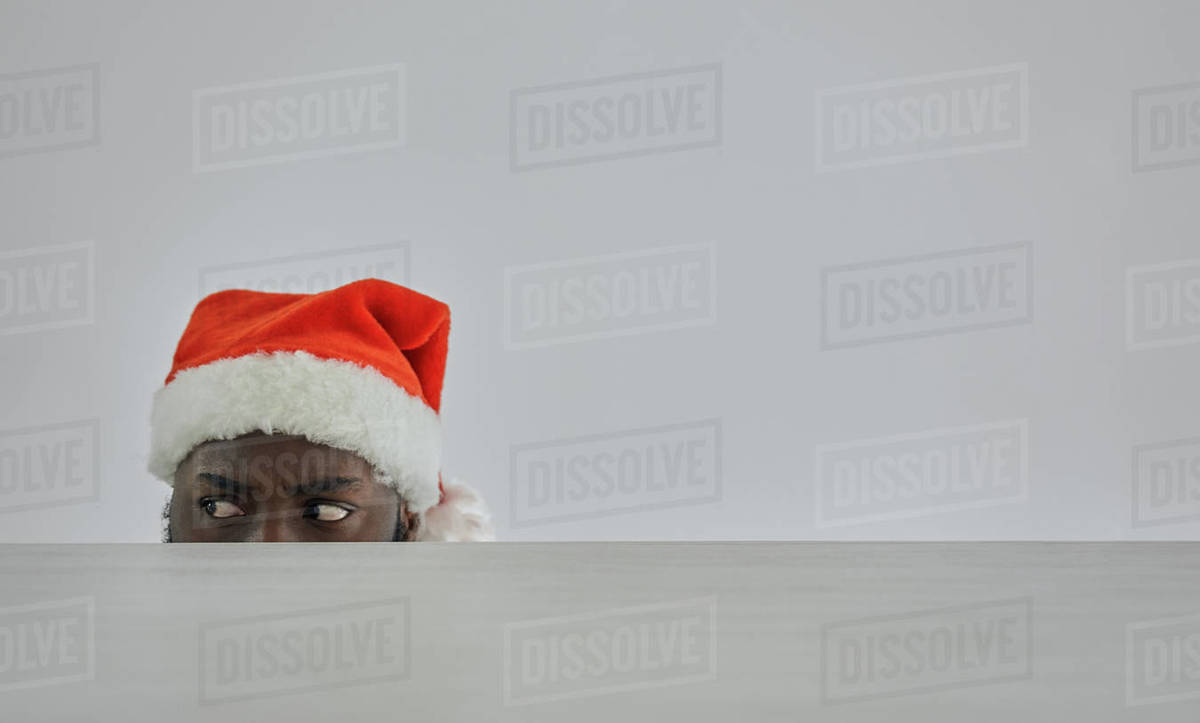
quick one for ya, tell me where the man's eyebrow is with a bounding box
[194,473,247,494]
[299,477,365,496]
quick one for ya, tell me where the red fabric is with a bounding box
[166,279,450,412]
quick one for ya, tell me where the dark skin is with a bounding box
[167,432,419,542]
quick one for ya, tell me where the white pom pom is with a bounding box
[416,478,495,541]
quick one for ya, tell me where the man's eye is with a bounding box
[303,502,353,522]
[200,498,245,519]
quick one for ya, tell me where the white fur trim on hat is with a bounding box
[416,479,495,541]
[148,350,443,512]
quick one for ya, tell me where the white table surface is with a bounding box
[0,542,1196,721]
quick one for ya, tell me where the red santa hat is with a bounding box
[148,278,492,541]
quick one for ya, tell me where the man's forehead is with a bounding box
[186,434,369,469]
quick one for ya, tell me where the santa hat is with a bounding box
[148,278,493,541]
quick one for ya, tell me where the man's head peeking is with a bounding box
[148,280,493,542]
[164,432,420,542]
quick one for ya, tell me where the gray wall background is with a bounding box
[1,0,1198,542]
